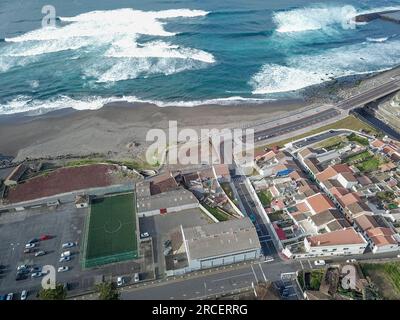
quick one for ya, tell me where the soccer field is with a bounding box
[83,192,138,268]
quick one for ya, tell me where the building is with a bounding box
[181,217,261,270]
[137,188,199,217]
[305,193,336,215]
[304,228,368,257]
[354,214,400,254]
[149,171,179,195]
[4,164,27,186]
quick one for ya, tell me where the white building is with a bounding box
[303,228,367,257]
[181,217,261,270]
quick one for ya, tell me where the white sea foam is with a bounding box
[366,37,389,43]
[273,5,400,33]
[251,39,400,94]
[0,95,272,115]
[1,8,214,79]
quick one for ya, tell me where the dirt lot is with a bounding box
[5,164,118,203]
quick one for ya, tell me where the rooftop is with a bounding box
[307,228,367,247]
[183,217,261,260]
[306,193,335,215]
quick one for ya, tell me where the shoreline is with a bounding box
[1,64,400,162]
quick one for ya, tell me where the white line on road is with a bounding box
[211,272,253,283]
[258,263,267,282]
[251,264,259,283]
[299,260,304,270]
[308,260,313,269]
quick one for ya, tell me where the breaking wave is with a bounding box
[1,8,214,80]
[273,5,400,33]
[251,39,400,94]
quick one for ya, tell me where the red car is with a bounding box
[39,235,51,241]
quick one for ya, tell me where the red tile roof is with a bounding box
[307,228,366,247]
[306,193,335,214]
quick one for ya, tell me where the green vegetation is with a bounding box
[356,157,384,172]
[309,270,324,291]
[256,115,379,150]
[84,193,138,268]
[96,282,120,300]
[202,203,230,222]
[268,210,284,222]
[257,190,273,207]
[376,191,396,202]
[66,158,156,171]
[297,271,305,290]
[360,262,400,299]
[38,284,67,300]
[315,135,347,150]
[348,132,369,146]
[345,150,371,164]
[220,182,235,202]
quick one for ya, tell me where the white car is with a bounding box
[35,250,46,257]
[17,264,28,271]
[20,290,27,300]
[6,293,13,301]
[346,259,357,263]
[58,266,69,273]
[59,256,71,263]
[117,276,124,287]
[62,242,75,249]
[61,251,71,258]
[31,272,43,278]
[140,232,150,239]
[25,243,36,249]
[314,260,326,266]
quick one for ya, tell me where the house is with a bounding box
[181,217,261,270]
[149,172,179,195]
[305,193,336,215]
[354,214,400,254]
[336,172,358,189]
[308,209,350,233]
[371,139,386,149]
[344,201,373,221]
[4,164,27,186]
[304,228,367,257]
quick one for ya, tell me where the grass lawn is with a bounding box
[345,150,371,164]
[202,203,230,222]
[360,262,400,300]
[84,193,138,268]
[356,156,384,172]
[348,132,369,146]
[257,190,273,207]
[315,135,347,150]
[256,115,379,151]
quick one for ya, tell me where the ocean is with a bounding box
[1,0,400,115]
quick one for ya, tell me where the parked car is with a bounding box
[23,248,35,254]
[134,273,140,283]
[35,250,46,257]
[57,266,69,273]
[314,260,326,266]
[0,295,6,300]
[62,242,75,249]
[163,240,171,247]
[117,276,124,287]
[39,235,51,241]
[15,273,28,281]
[346,259,357,263]
[59,256,71,263]
[20,290,27,300]
[25,243,36,249]
[6,293,13,301]
[27,238,39,244]
[61,251,71,258]
[31,272,43,278]
[30,266,42,273]
[17,264,28,271]
[140,232,150,239]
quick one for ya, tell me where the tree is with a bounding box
[38,283,67,300]
[96,282,120,300]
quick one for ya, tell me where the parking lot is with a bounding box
[0,202,151,299]
[139,209,213,277]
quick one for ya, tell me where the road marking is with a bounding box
[250,264,259,283]
[308,260,313,269]
[211,272,253,283]
[299,260,304,270]
[258,263,267,282]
